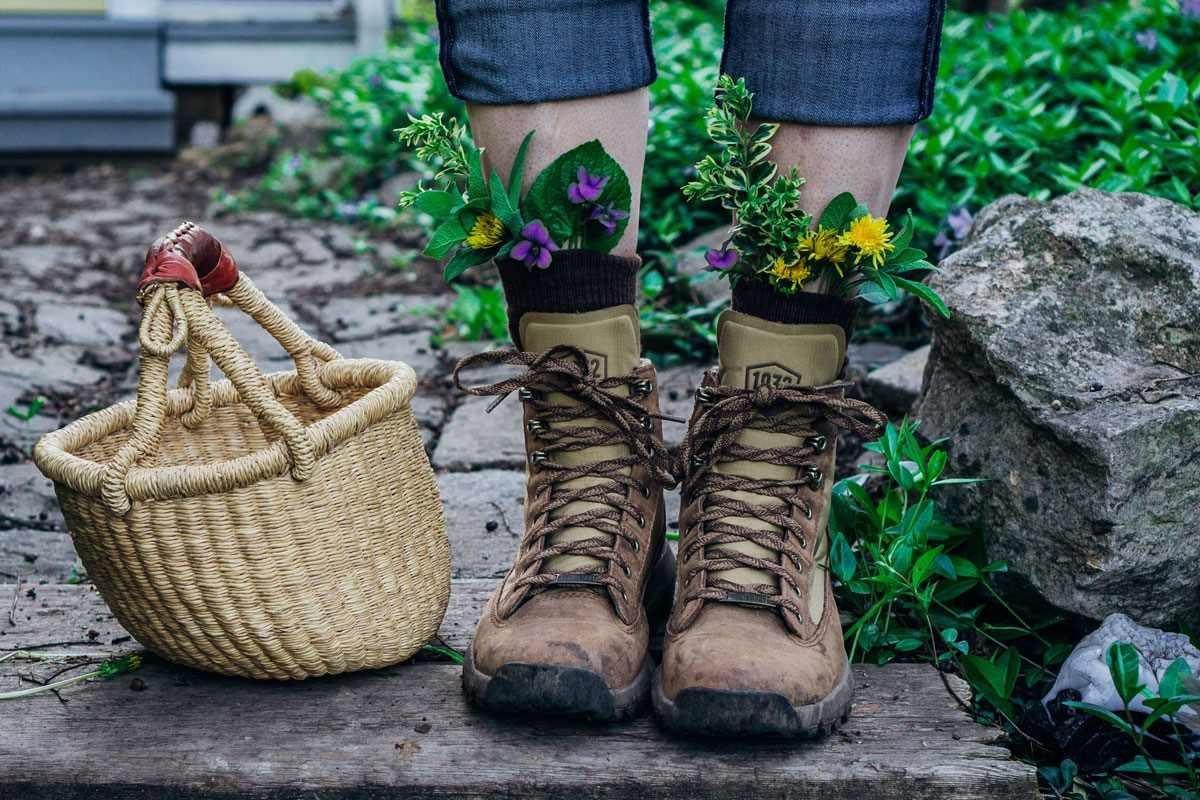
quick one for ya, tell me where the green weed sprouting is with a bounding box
[6,396,45,456]
[0,652,142,701]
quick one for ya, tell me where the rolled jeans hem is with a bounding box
[434,0,657,106]
[720,0,947,126]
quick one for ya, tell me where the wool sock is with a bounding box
[496,250,640,350]
[730,278,859,345]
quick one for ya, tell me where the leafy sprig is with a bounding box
[685,75,949,316]
[396,115,632,282]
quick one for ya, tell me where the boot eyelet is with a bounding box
[637,514,646,528]
[517,387,534,401]
[621,591,628,603]
[639,485,651,499]
[632,540,640,552]
[623,565,632,578]
[689,454,704,469]
[696,387,715,404]
[804,505,813,520]
[808,469,823,491]
[808,435,827,453]
[526,420,547,436]
[530,450,549,467]
[799,535,807,550]
[639,415,654,431]
[634,378,653,395]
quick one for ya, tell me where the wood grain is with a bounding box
[0,582,1039,799]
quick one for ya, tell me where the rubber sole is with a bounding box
[463,648,655,722]
[651,661,854,738]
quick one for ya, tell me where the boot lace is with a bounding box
[675,381,886,616]
[453,346,677,600]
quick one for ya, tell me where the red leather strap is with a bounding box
[140,222,239,296]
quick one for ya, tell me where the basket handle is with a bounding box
[146,223,345,417]
[99,244,326,516]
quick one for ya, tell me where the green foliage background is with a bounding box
[234,0,1199,264]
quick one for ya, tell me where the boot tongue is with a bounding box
[709,310,846,593]
[519,306,642,576]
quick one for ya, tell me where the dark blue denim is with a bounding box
[434,0,946,125]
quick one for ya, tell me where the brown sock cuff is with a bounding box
[731,278,860,342]
[497,249,640,346]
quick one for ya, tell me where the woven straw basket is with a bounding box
[33,223,450,680]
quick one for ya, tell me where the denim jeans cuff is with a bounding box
[435,0,656,105]
[721,0,947,126]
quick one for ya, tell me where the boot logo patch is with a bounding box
[581,349,608,379]
[745,363,801,390]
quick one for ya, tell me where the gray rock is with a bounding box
[436,470,525,578]
[861,344,929,416]
[0,463,64,530]
[5,244,88,278]
[433,393,525,471]
[845,341,910,381]
[915,189,1200,627]
[34,304,131,347]
[0,528,79,583]
[1044,613,1200,718]
[657,364,707,452]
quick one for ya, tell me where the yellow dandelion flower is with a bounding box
[766,256,812,292]
[796,227,850,275]
[839,215,894,268]
[465,212,505,250]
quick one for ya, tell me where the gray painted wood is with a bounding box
[0,582,1039,799]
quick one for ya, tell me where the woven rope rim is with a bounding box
[34,358,417,504]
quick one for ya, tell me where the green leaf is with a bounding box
[1062,701,1134,735]
[1106,642,1144,707]
[489,168,518,229]
[960,653,1015,717]
[524,139,631,251]
[508,130,534,208]
[1158,657,1192,699]
[443,246,494,283]
[1114,756,1193,776]
[413,189,457,221]
[467,148,486,200]
[890,211,915,252]
[424,217,468,260]
[831,533,856,583]
[893,276,950,318]
[817,192,858,232]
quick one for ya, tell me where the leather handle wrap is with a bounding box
[141,222,239,297]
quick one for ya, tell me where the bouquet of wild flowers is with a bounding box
[397,114,633,282]
[686,76,948,316]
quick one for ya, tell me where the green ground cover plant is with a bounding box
[227,0,1198,347]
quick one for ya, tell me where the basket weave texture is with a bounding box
[33,224,450,680]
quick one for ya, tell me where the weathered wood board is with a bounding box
[0,582,1039,799]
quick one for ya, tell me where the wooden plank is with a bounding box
[0,583,1039,799]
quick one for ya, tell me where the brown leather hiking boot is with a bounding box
[453,307,676,721]
[653,311,886,737]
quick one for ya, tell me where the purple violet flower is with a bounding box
[587,202,629,237]
[705,249,738,271]
[1183,0,1200,19]
[567,167,610,204]
[511,220,558,270]
[368,73,384,88]
[1134,28,1159,51]
[946,206,974,241]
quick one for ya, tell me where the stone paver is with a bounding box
[33,303,131,347]
[0,462,64,529]
[436,469,525,578]
[432,393,525,471]
[313,293,448,342]
[0,528,78,583]
[335,330,440,379]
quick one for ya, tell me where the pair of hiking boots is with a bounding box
[452,305,886,736]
